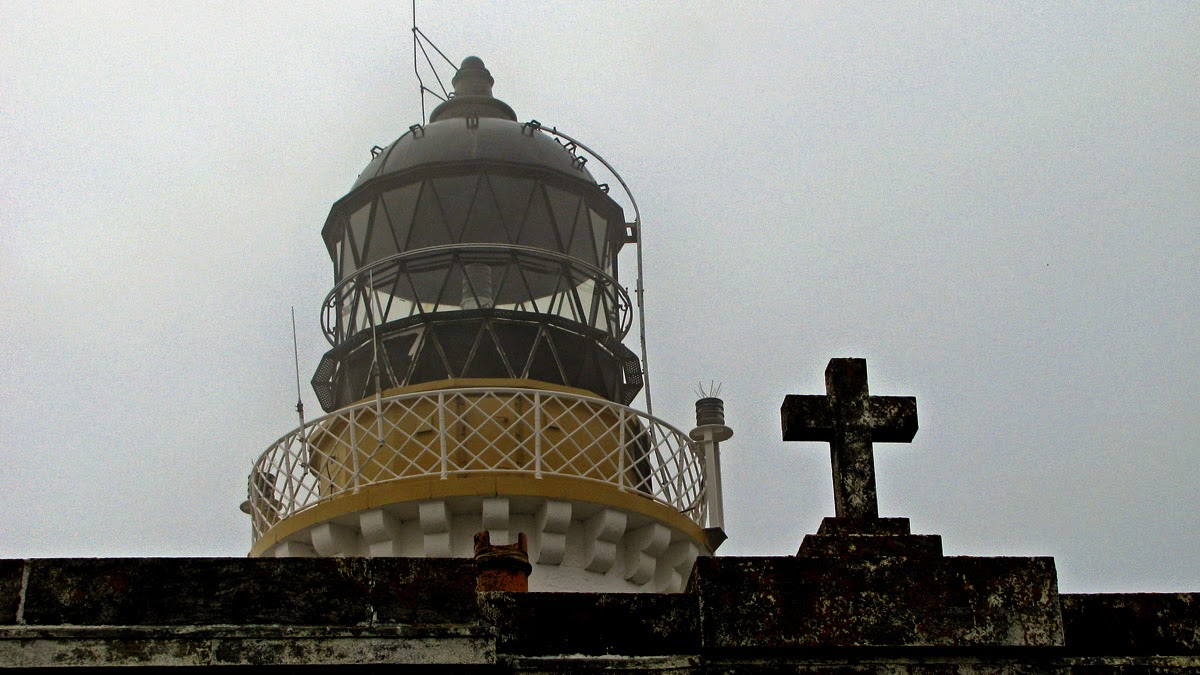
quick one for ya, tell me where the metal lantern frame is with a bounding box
[312,120,655,414]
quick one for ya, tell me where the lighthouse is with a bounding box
[245,57,725,592]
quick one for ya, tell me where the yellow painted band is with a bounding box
[248,473,706,557]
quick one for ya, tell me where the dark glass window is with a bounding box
[348,203,371,262]
[590,208,612,272]
[484,174,535,244]
[461,175,507,244]
[431,175,478,242]
[408,180,448,250]
[520,183,558,251]
[545,185,583,259]
[381,183,420,252]
[366,197,399,264]
[339,213,358,277]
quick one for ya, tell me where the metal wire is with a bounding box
[411,1,458,124]
[526,127,653,416]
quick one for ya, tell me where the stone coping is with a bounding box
[1,557,1197,669]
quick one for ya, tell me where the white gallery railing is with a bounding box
[247,388,706,542]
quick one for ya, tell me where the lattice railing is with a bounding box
[248,388,706,541]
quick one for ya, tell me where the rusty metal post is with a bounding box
[474,530,532,593]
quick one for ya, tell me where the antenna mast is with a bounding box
[291,307,306,429]
[290,307,310,475]
[411,1,457,125]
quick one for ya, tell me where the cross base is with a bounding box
[797,517,943,558]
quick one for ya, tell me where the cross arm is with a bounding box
[780,395,834,442]
[865,396,918,442]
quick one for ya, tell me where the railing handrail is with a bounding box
[322,244,633,345]
[247,387,706,543]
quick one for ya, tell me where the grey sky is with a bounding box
[1,2,1197,592]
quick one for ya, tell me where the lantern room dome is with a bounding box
[348,56,597,192]
[349,116,597,191]
[323,57,620,257]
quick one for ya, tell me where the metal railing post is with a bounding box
[349,408,361,493]
[287,433,301,512]
[675,439,688,512]
[374,391,384,445]
[438,392,448,479]
[533,391,542,478]
[281,437,298,521]
[617,410,626,492]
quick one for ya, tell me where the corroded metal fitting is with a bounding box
[474,530,532,593]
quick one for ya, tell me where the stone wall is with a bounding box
[1,557,1197,671]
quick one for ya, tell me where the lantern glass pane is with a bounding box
[366,197,398,264]
[545,185,582,256]
[430,175,478,241]
[381,183,420,252]
[348,203,371,263]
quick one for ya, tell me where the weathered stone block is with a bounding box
[0,561,22,624]
[702,663,1067,674]
[801,518,944,559]
[368,557,480,625]
[798,531,943,558]
[483,592,698,656]
[18,557,479,626]
[689,555,1063,649]
[1062,593,1200,656]
[815,517,914,536]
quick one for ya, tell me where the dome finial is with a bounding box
[428,55,516,123]
[452,56,494,98]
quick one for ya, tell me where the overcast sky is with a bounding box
[2,2,1197,593]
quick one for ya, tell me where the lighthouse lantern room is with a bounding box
[245,57,726,592]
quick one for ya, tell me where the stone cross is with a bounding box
[781,359,917,519]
